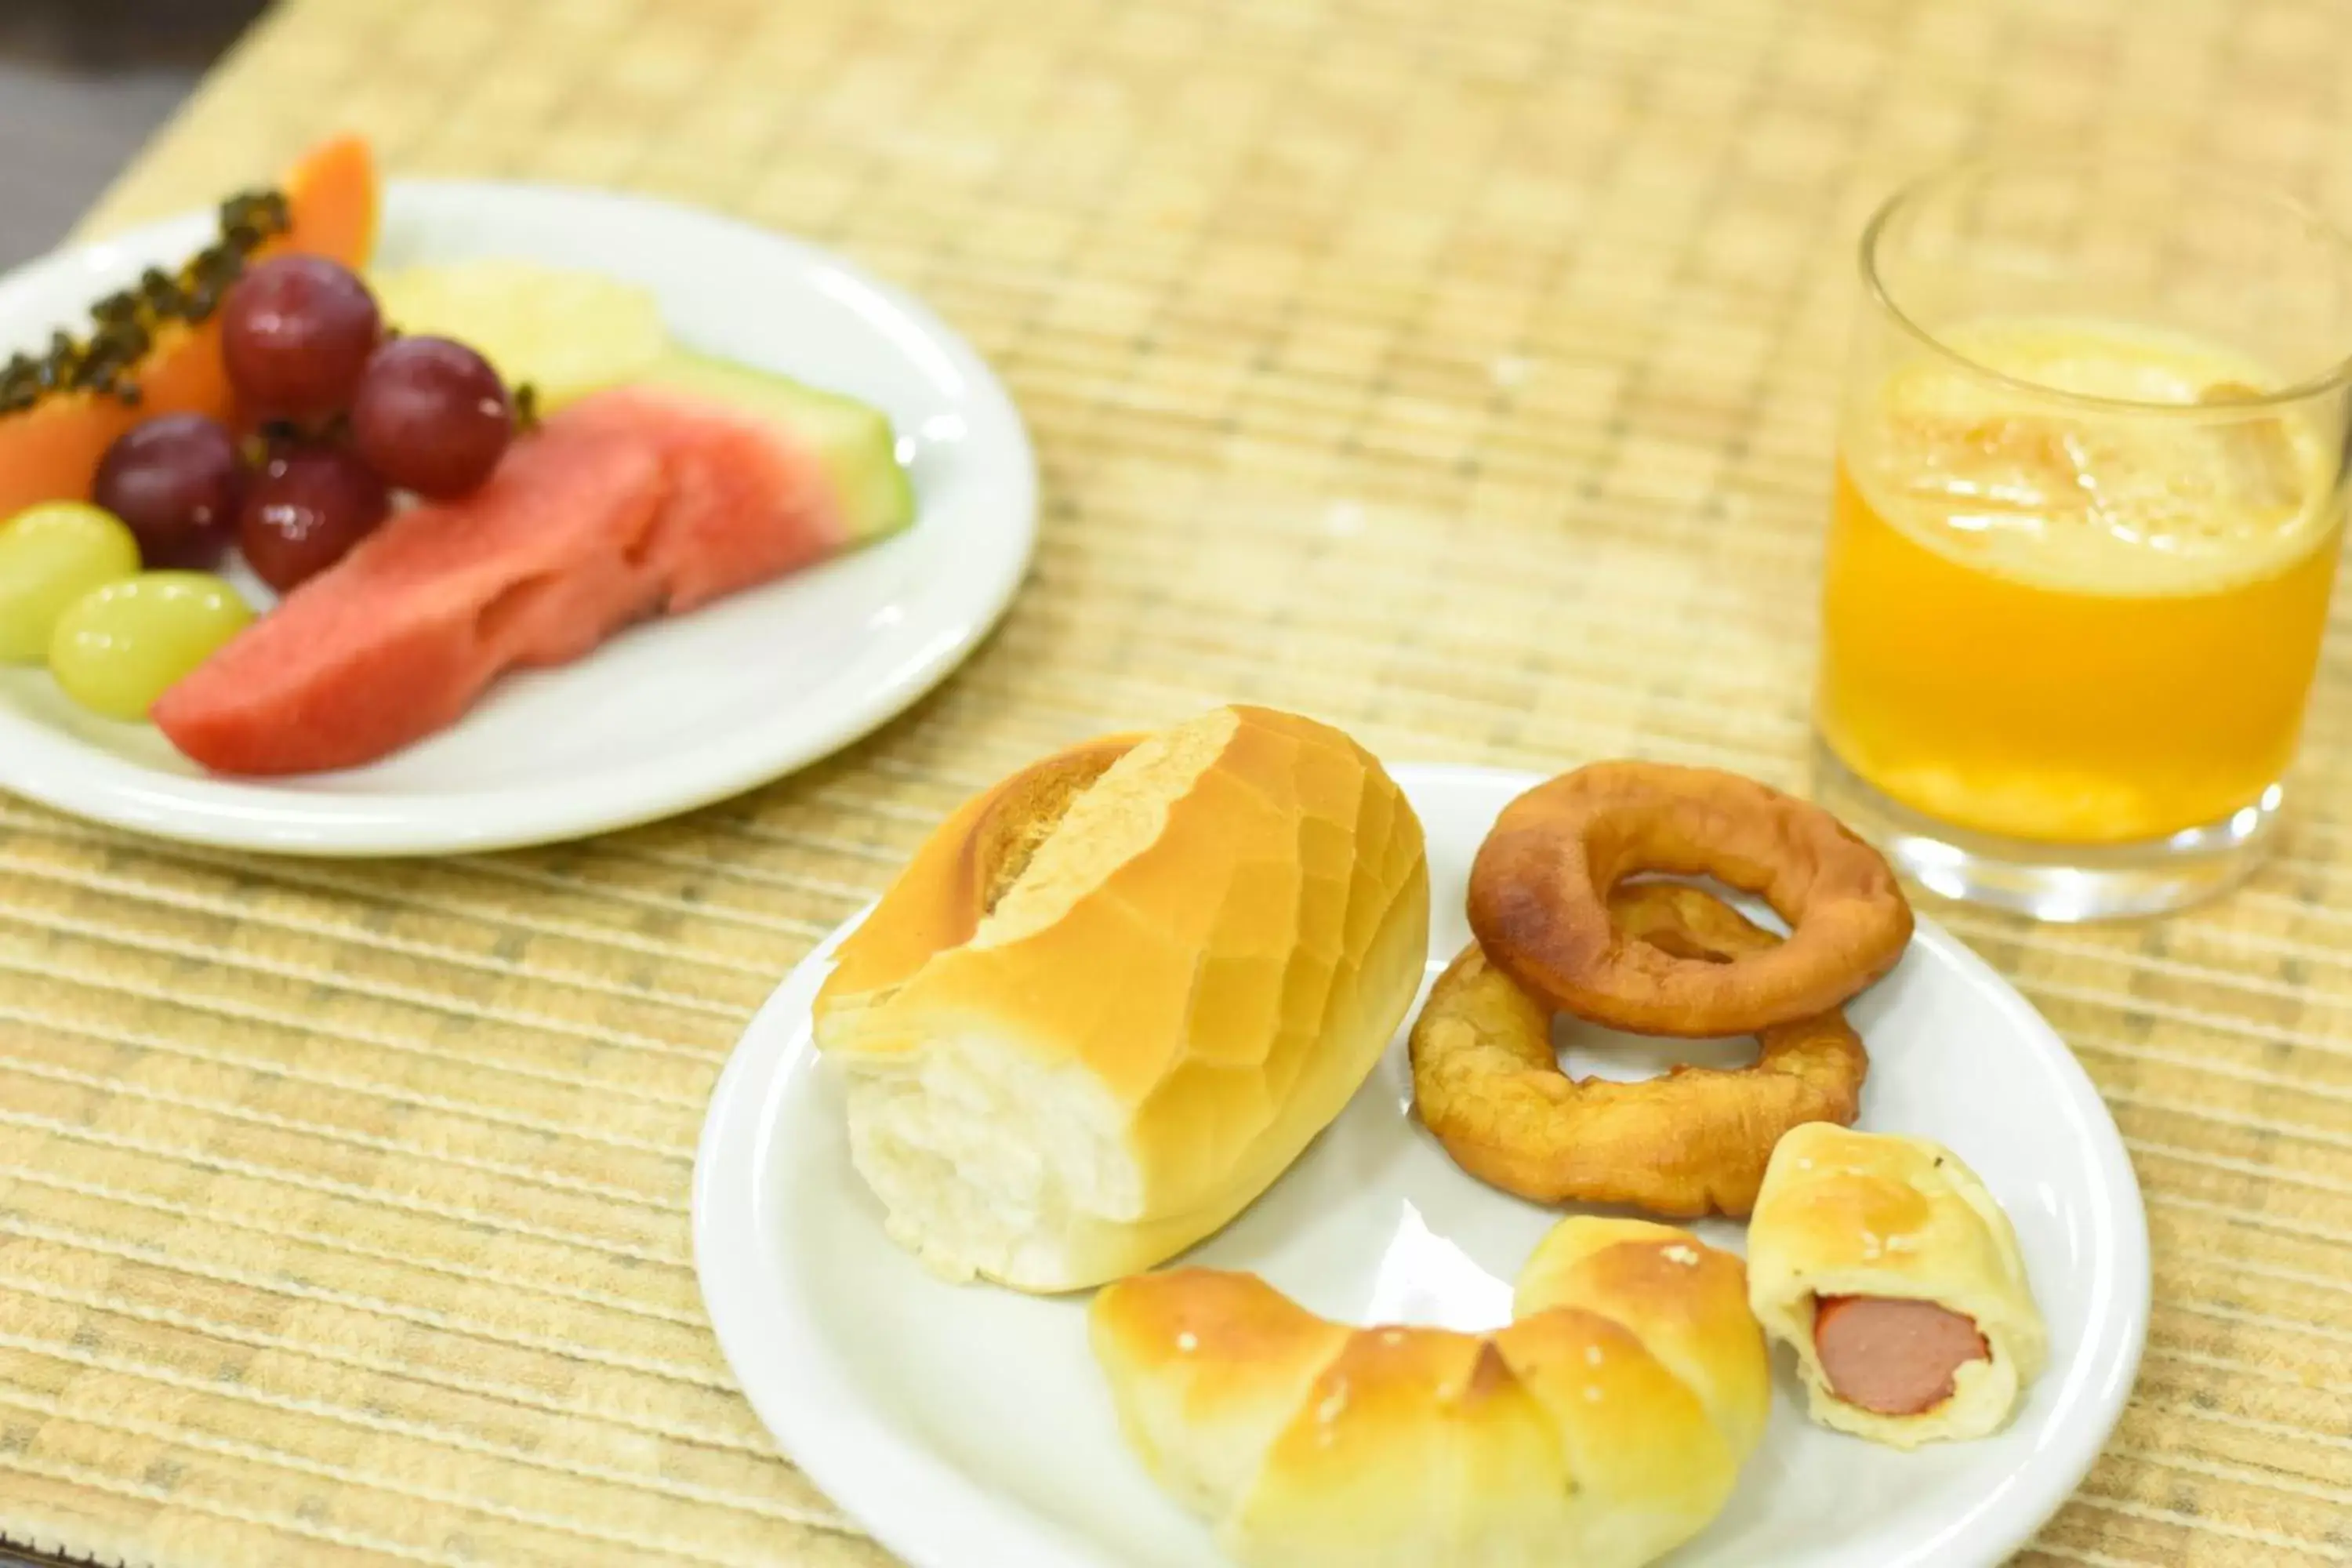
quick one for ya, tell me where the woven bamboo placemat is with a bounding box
[3,0,2349,1563]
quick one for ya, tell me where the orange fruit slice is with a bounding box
[0,132,381,519]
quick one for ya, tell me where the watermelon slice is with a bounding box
[633,349,915,545]
[152,374,917,777]
[553,383,863,612]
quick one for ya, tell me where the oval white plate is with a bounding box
[694,762,2151,1568]
[0,182,1034,855]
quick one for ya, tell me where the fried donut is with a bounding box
[1468,760,1911,1036]
[1410,883,1867,1218]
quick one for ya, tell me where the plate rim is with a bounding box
[0,176,1036,858]
[691,760,2154,1568]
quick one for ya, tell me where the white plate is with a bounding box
[693,762,2151,1568]
[0,182,1034,855]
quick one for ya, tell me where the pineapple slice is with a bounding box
[370,260,670,409]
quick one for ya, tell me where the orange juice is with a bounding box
[1817,317,2344,844]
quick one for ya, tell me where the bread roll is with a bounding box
[811,705,1431,1293]
[1746,1123,2046,1447]
[1088,1216,1769,1568]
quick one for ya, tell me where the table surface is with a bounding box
[5,0,2351,1564]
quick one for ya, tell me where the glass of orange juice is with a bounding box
[1813,157,2352,920]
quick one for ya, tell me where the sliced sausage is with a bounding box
[1812,1294,1989,1416]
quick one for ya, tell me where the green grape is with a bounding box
[49,572,255,721]
[0,502,143,662]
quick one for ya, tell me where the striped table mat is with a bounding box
[4,0,2350,1563]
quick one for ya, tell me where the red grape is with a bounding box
[220,255,382,422]
[92,412,244,564]
[350,336,514,498]
[237,443,390,593]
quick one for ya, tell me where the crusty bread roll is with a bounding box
[1089,1217,1770,1568]
[811,705,1431,1294]
[1747,1123,2046,1448]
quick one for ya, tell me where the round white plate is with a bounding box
[694,762,2151,1568]
[0,182,1034,855]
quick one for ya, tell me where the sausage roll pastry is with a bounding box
[1746,1123,2046,1448]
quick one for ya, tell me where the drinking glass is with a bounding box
[1813,156,2352,920]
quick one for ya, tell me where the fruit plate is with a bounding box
[692,762,2151,1568]
[0,182,1034,855]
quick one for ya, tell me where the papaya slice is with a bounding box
[0,133,380,518]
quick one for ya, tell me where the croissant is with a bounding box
[1087,1215,1770,1568]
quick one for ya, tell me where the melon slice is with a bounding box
[0,134,379,518]
[152,375,916,777]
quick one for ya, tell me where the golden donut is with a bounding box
[1411,883,1868,1218]
[1466,760,1912,1037]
